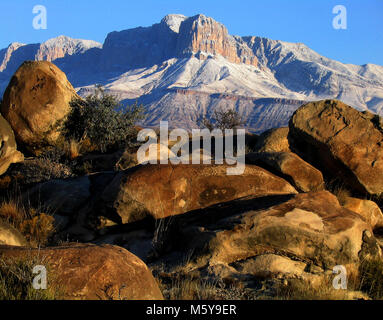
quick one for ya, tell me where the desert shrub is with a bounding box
[4,158,73,189]
[0,200,22,223]
[201,109,244,131]
[18,210,55,247]
[0,256,61,300]
[62,85,145,153]
[0,200,55,247]
[63,139,82,160]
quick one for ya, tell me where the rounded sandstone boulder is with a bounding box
[0,243,164,300]
[246,151,325,192]
[253,127,290,153]
[289,99,383,196]
[1,61,78,155]
[0,220,27,246]
[99,163,297,224]
[0,114,23,175]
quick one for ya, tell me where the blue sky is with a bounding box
[0,0,382,66]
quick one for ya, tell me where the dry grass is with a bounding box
[0,199,55,247]
[155,273,258,300]
[334,187,352,206]
[357,258,383,299]
[153,253,382,301]
[0,255,63,300]
[273,277,355,300]
[66,139,82,160]
[58,138,84,160]
[270,259,383,300]
[325,179,352,205]
[0,200,23,223]
[158,275,219,300]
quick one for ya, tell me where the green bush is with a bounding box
[62,85,145,153]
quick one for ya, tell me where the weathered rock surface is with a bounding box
[152,191,380,287]
[23,176,90,216]
[342,197,383,230]
[0,114,23,175]
[0,220,27,246]
[0,243,163,300]
[289,99,383,196]
[253,127,290,153]
[203,191,380,269]
[246,151,325,192]
[1,61,78,154]
[99,163,297,224]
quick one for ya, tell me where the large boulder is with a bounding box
[205,191,380,268]
[0,220,27,246]
[0,243,164,300]
[172,191,381,282]
[99,163,297,224]
[246,152,325,192]
[253,127,290,153]
[0,114,23,175]
[23,176,91,216]
[342,197,383,230]
[289,99,383,196]
[1,61,78,155]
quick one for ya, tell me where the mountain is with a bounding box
[0,36,102,92]
[1,14,383,132]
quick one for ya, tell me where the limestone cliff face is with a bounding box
[101,16,182,71]
[101,14,258,70]
[176,14,257,67]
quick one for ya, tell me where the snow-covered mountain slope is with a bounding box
[1,14,382,132]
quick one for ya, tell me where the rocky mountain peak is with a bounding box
[0,42,26,72]
[176,14,258,66]
[0,36,102,77]
[101,14,258,69]
[36,36,102,61]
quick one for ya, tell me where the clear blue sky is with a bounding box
[0,0,382,66]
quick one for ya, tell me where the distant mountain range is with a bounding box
[1,14,383,132]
